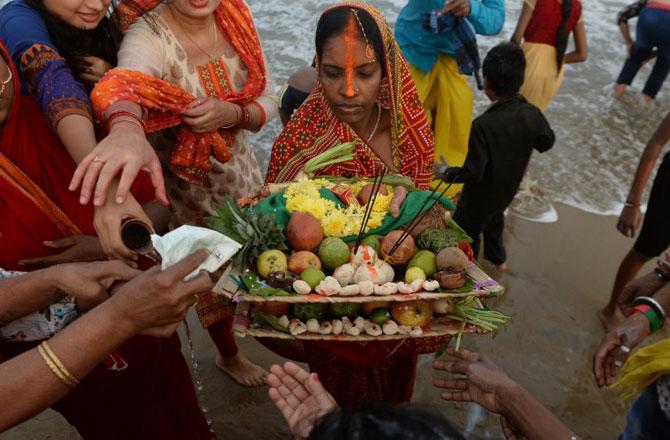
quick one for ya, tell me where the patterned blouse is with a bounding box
[0,0,92,128]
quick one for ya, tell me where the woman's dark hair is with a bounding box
[25,0,123,74]
[482,42,526,97]
[555,0,573,71]
[24,0,156,76]
[308,403,465,440]
[315,7,386,77]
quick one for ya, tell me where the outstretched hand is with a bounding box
[593,313,649,387]
[109,250,213,337]
[433,348,517,414]
[50,260,141,312]
[267,362,337,440]
[69,122,168,207]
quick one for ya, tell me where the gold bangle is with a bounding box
[38,344,76,388]
[221,104,241,129]
[38,342,80,388]
[41,342,80,387]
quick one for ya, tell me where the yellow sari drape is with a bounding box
[613,339,670,401]
[409,55,473,197]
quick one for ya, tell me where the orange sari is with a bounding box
[92,0,267,184]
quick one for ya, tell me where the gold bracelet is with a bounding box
[41,342,80,387]
[221,104,241,129]
[38,344,76,388]
[38,342,80,388]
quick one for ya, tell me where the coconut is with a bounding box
[287,212,324,251]
[435,247,469,273]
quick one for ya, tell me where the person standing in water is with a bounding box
[600,112,670,330]
[614,0,670,102]
[511,0,588,112]
[395,0,504,195]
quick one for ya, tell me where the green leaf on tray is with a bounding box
[250,287,296,297]
[253,311,290,334]
[441,278,474,293]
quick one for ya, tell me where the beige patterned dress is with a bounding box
[118,7,278,326]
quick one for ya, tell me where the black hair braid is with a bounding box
[24,0,122,76]
[555,0,573,72]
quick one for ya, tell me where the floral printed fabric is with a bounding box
[0,268,78,342]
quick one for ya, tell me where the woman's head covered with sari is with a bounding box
[265,1,434,189]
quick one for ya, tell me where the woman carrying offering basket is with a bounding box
[258,1,496,407]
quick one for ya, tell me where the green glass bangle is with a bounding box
[645,309,662,333]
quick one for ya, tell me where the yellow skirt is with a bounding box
[409,55,473,196]
[519,42,565,112]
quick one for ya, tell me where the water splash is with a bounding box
[464,403,486,438]
[183,319,216,434]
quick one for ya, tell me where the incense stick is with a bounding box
[386,169,461,259]
[354,167,386,253]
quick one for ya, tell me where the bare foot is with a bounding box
[495,262,508,271]
[216,351,268,387]
[642,94,653,104]
[598,307,626,331]
[614,83,626,98]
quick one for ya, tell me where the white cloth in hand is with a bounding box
[152,225,242,281]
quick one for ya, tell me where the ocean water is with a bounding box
[247,0,669,216]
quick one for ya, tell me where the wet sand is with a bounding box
[4,203,662,439]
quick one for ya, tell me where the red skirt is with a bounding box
[2,334,214,439]
[258,337,448,408]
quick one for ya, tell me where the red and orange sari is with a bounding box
[265,3,434,189]
[264,2,437,407]
[0,41,212,439]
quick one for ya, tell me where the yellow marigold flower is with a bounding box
[283,179,394,238]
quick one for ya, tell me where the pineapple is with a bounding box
[206,198,288,267]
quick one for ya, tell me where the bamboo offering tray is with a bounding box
[235,318,485,341]
[217,264,503,304]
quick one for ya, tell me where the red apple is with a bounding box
[391,300,433,327]
[288,251,322,274]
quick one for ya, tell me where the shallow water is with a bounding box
[248,0,669,216]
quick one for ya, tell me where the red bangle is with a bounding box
[106,110,146,133]
[628,304,652,317]
[249,101,266,127]
[237,104,250,129]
